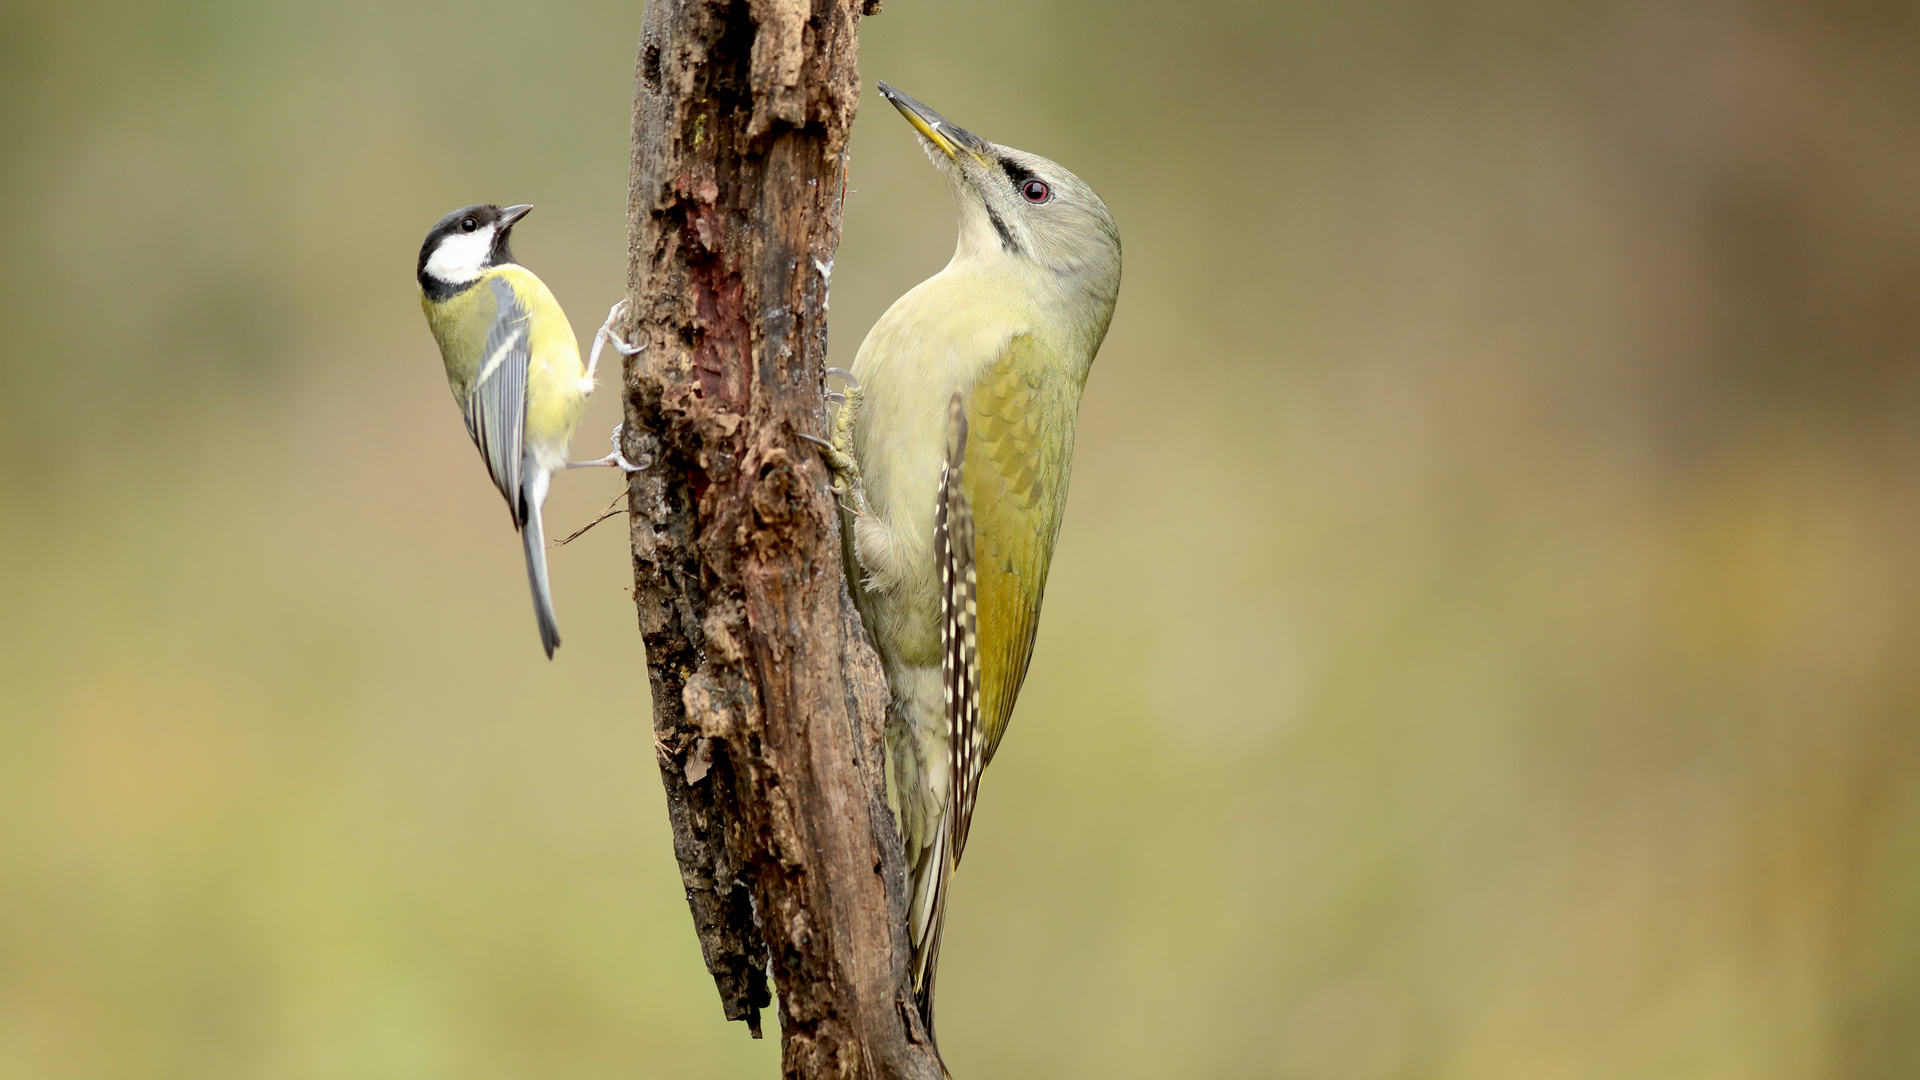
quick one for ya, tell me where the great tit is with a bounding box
[417,203,639,658]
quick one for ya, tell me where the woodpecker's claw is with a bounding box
[567,422,649,473]
[803,368,868,515]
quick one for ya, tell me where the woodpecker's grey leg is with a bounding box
[801,368,868,515]
[567,423,648,472]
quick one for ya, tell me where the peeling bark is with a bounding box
[617,2,947,1077]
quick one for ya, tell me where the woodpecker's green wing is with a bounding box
[463,276,532,524]
[948,334,1075,862]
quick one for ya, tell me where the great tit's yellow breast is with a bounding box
[424,265,589,468]
[421,279,500,396]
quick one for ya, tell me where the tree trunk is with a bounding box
[616,1,946,1077]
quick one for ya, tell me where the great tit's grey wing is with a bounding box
[463,276,531,524]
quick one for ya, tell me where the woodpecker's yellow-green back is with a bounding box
[822,84,1120,1036]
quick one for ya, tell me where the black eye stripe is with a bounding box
[1000,156,1037,191]
[1000,157,1052,204]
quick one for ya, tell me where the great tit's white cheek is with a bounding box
[425,225,496,284]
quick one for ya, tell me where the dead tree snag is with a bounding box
[616,2,947,1077]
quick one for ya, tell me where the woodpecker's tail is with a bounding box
[909,822,952,1037]
[520,465,561,658]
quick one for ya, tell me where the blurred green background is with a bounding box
[4,0,1920,1077]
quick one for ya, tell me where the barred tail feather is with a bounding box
[911,392,981,1036]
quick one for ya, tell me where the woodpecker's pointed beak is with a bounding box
[499,204,534,229]
[878,82,990,162]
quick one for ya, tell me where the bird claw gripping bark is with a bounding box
[567,422,648,472]
[802,368,870,516]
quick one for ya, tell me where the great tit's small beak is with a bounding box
[499,204,534,228]
[877,82,990,161]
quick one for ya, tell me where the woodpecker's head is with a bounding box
[878,82,1120,306]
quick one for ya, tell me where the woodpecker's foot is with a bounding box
[798,432,868,516]
[824,368,862,445]
[802,368,868,515]
[567,423,648,473]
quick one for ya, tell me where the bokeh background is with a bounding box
[4,0,1920,1077]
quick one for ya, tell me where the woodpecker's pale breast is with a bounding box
[848,270,1031,662]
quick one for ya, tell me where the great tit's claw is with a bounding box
[824,366,859,391]
[598,299,646,358]
[568,422,648,473]
[586,302,642,381]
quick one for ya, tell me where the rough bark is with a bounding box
[617,2,945,1077]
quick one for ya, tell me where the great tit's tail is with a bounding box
[520,465,562,658]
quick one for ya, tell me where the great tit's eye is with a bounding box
[461,217,478,232]
[1021,179,1051,204]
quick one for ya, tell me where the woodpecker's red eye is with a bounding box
[461,217,478,232]
[1022,179,1050,203]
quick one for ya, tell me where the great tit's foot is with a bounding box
[567,422,648,473]
[606,300,644,355]
[586,300,645,381]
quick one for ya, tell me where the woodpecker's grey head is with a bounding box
[417,203,531,292]
[879,82,1120,304]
